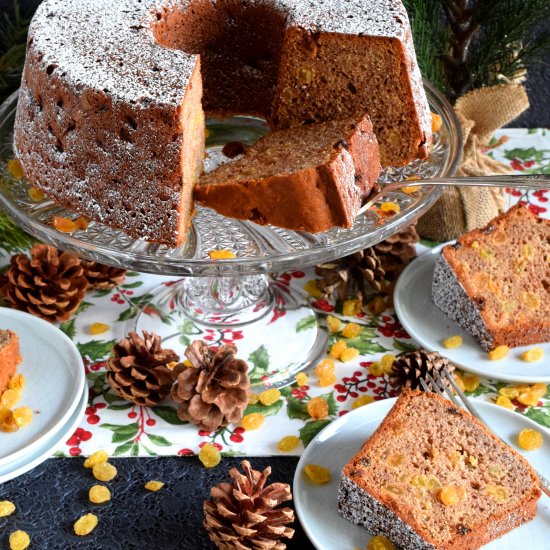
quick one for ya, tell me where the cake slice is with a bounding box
[338,390,541,550]
[0,330,22,392]
[194,115,380,233]
[432,204,550,351]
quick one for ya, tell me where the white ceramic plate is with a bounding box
[294,398,550,550]
[394,245,550,383]
[0,307,86,465]
[0,385,88,483]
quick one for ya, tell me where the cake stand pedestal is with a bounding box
[0,83,462,391]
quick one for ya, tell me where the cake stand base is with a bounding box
[124,276,328,392]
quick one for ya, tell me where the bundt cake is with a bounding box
[432,204,550,351]
[195,114,380,233]
[15,0,431,246]
[338,390,541,549]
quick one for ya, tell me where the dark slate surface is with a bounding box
[0,457,316,549]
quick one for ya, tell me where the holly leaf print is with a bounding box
[147,434,172,447]
[76,301,93,314]
[248,346,270,384]
[523,407,550,429]
[113,441,134,456]
[152,405,187,425]
[287,397,310,421]
[394,340,418,353]
[343,330,388,354]
[244,399,284,418]
[101,422,139,444]
[178,319,201,346]
[59,318,76,339]
[504,147,546,163]
[78,339,117,361]
[299,420,332,447]
[296,315,317,333]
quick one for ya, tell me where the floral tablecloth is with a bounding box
[2,128,550,459]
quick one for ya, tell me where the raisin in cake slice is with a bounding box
[0,330,22,392]
[432,204,550,351]
[338,390,541,550]
[195,115,380,233]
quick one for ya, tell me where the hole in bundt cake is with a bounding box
[57,97,64,109]
[46,64,57,75]
[119,127,133,143]
[124,115,138,130]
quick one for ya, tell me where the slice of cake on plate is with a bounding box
[0,329,22,392]
[432,204,550,351]
[338,389,541,550]
[195,114,380,233]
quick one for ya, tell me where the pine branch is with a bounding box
[0,210,36,255]
[403,0,448,92]
[0,1,32,104]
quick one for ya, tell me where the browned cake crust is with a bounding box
[14,0,431,245]
[195,115,380,233]
[432,204,550,351]
[338,390,541,550]
[0,329,22,392]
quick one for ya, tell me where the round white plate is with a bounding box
[394,244,550,383]
[0,384,88,483]
[0,307,86,465]
[294,398,550,550]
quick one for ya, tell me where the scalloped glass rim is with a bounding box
[0,82,462,276]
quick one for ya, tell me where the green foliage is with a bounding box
[0,210,36,255]
[0,1,31,104]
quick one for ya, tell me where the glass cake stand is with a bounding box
[0,83,462,390]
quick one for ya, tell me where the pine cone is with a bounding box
[389,349,455,393]
[81,259,126,290]
[315,248,386,302]
[4,244,88,322]
[204,460,295,550]
[374,224,419,281]
[106,331,178,406]
[172,340,250,432]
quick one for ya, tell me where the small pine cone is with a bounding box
[5,244,88,322]
[389,349,455,393]
[204,460,295,550]
[106,331,178,406]
[81,259,126,290]
[374,224,419,280]
[172,340,250,432]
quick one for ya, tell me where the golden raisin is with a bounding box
[462,373,480,393]
[329,340,347,360]
[84,450,109,469]
[295,373,308,387]
[352,395,375,409]
[367,295,386,315]
[0,500,15,517]
[9,530,30,550]
[520,291,541,310]
[520,347,544,362]
[8,374,25,391]
[304,279,322,298]
[380,354,396,374]
[307,397,329,420]
[296,66,314,84]
[326,315,342,333]
[368,535,397,550]
[0,389,21,408]
[341,322,362,338]
[75,216,89,230]
[517,390,540,407]
[485,484,508,502]
[315,358,336,377]
[74,513,99,536]
[259,388,281,406]
[499,386,520,399]
[496,396,514,410]
[443,335,462,349]
[489,345,510,360]
[401,185,421,194]
[439,486,459,506]
[369,362,384,377]
[0,411,18,432]
[342,298,362,317]
[277,435,300,452]
[318,374,337,387]
[248,393,260,405]
[53,216,77,233]
[242,412,265,430]
[28,187,45,201]
[380,202,401,214]
[340,348,359,363]
[90,322,110,335]
[92,461,117,482]
[89,485,111,504]
[208,249,236,259]
[303,464,331,484]
[198,443,221,468]
[531,383,547,398]
[386,453,405,467]
[144,480,165,491]
[7,159,25,179]
[431,112,443,133]
[518,428,543,451]
[12,407,32,428]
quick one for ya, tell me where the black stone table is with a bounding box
[0,457,316,549]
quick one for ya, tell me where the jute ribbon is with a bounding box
[417,83,530,242]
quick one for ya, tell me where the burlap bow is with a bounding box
[417,83,530,242]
